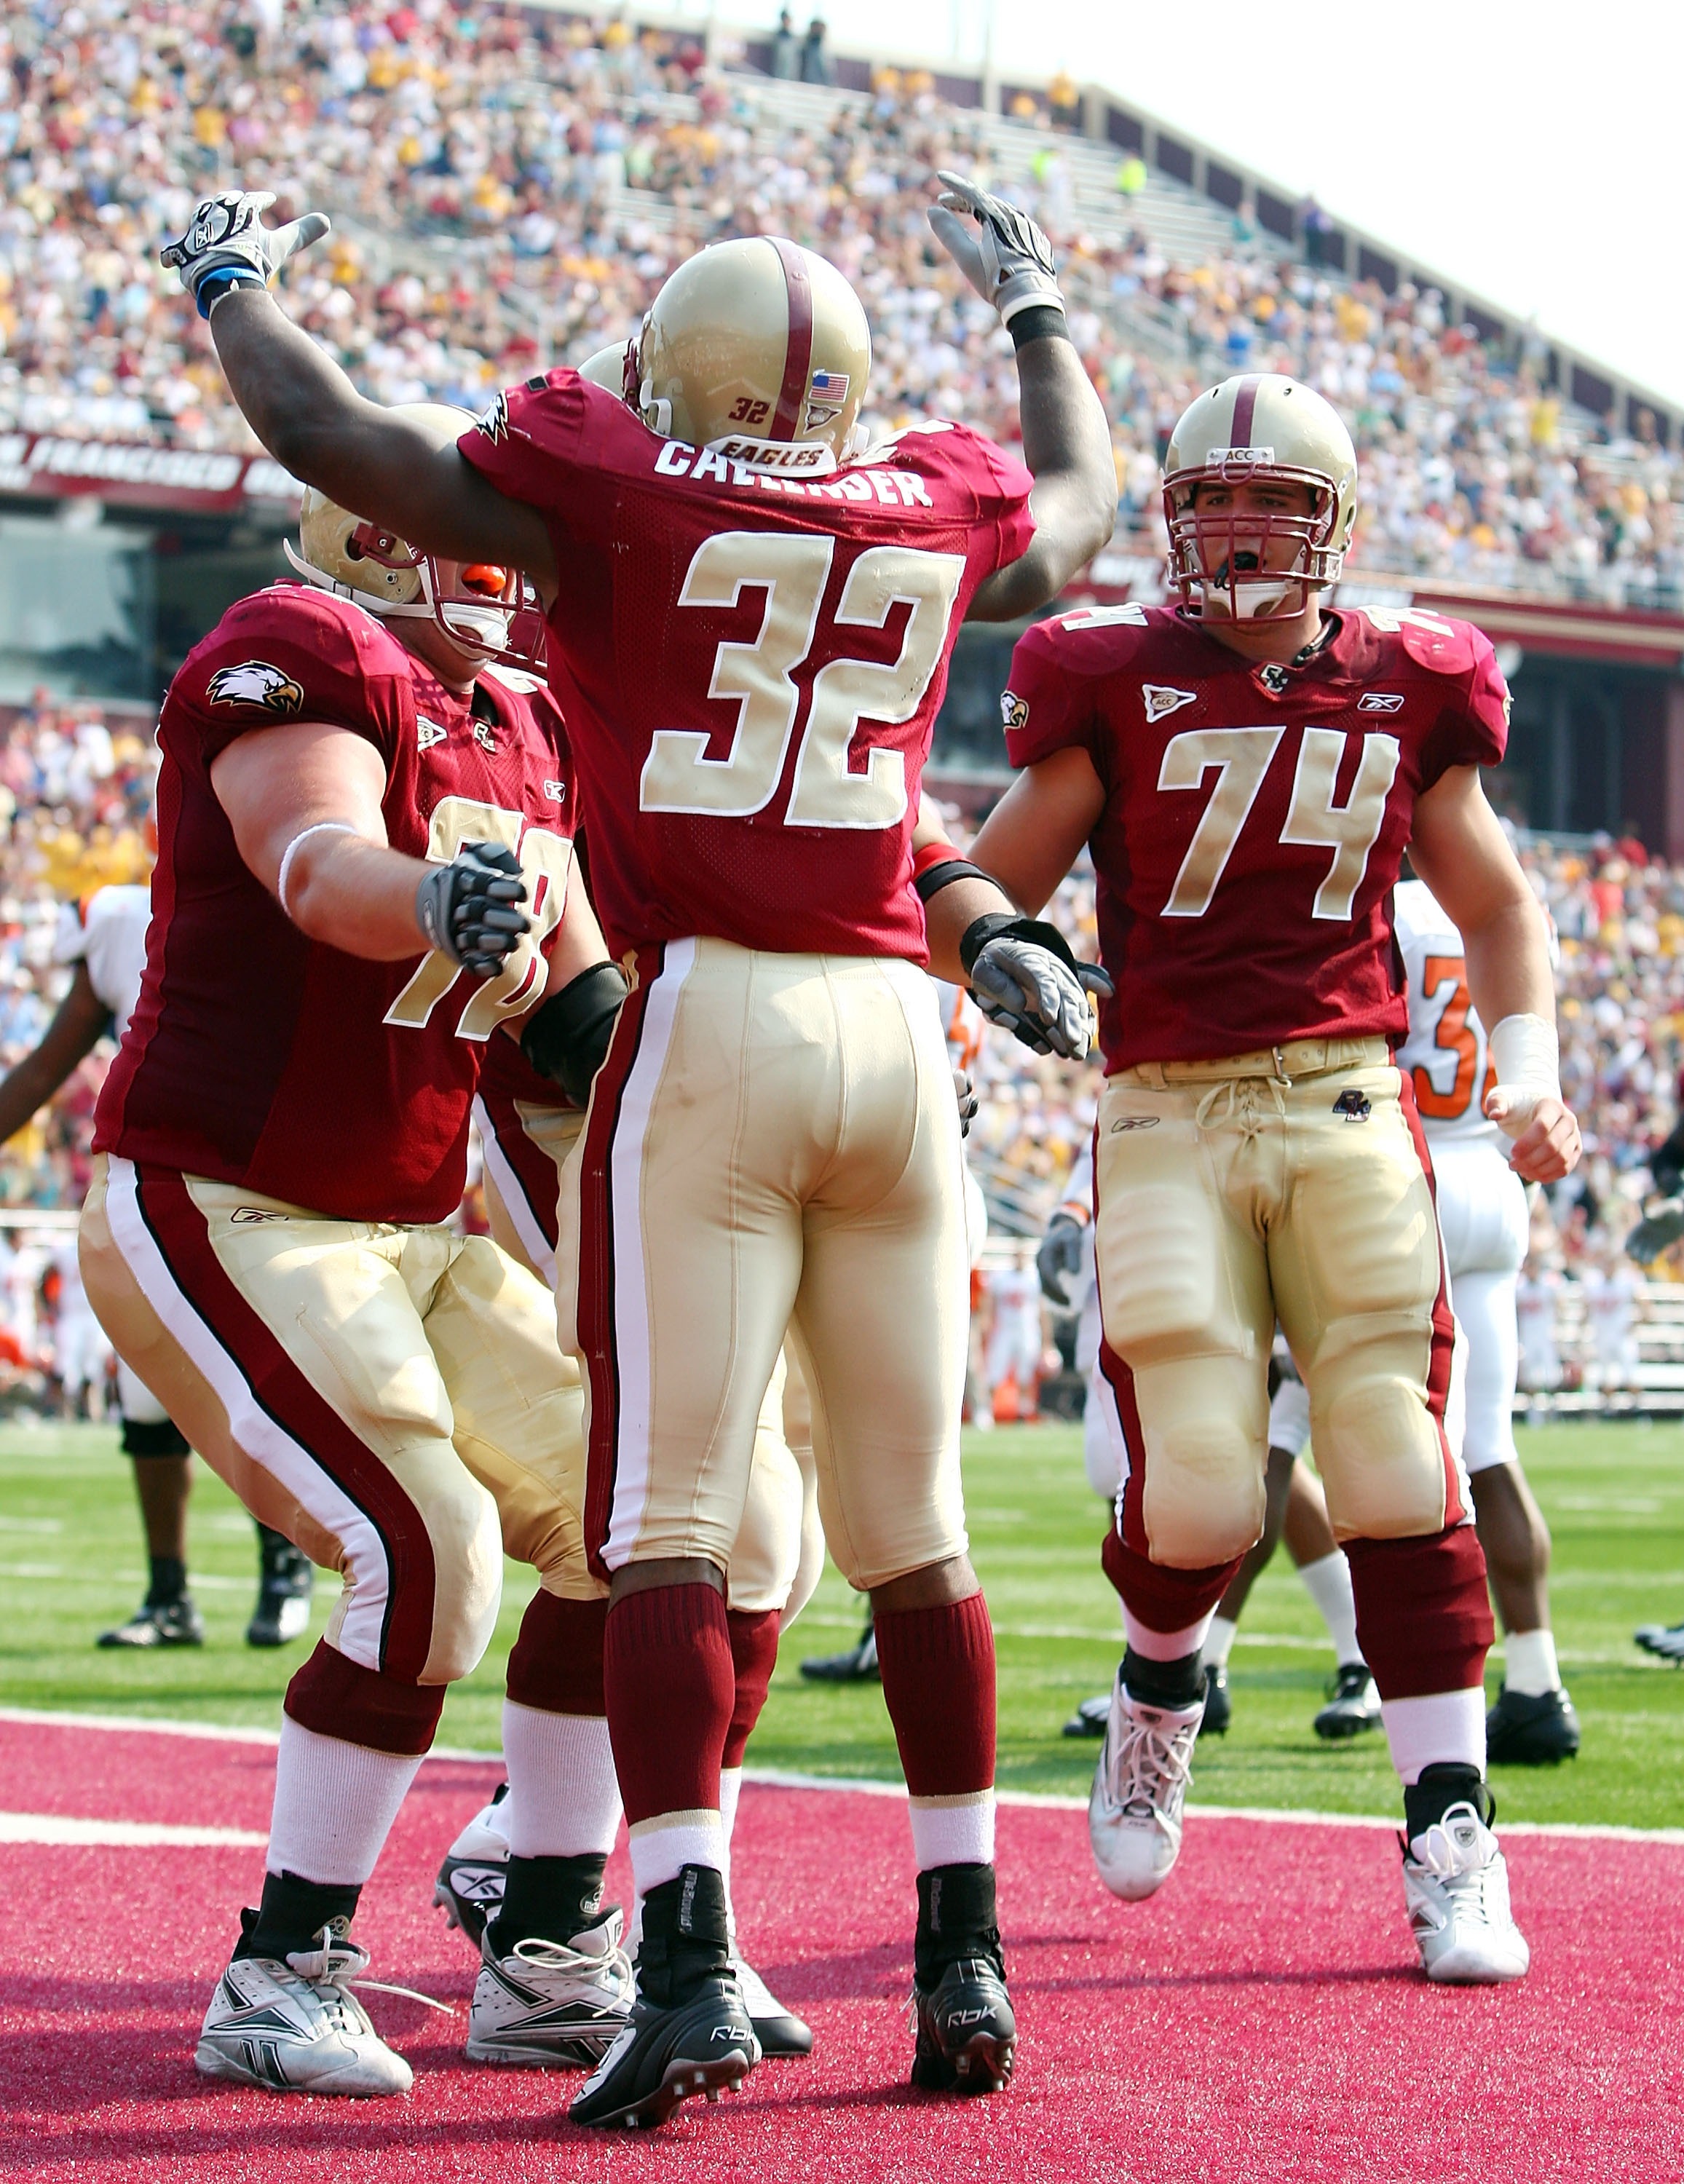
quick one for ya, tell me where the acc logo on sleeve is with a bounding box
[1143,684,1198,724]
[206,661,306,717]
[1000,690,1029,729]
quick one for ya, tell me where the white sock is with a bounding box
[1203,1615,1238,1669]
[501,1700,622,1858]
[718,1765,743,1915]
[1297,1551,1364,1669]
[908,1789,995,1870]
[1123,1607,1215,1661]
[1503,1627,1561,1697]
[627,1810,724,1897]
[1380,1688,1486,1785]
[266,1716,422,1886]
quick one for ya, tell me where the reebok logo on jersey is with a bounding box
[1000,691,1029,729]
[476,390,510,444]
[1143,684,1198,724]
[416,716,447,751]
[1332,1088,1372,1123]
[206,662,304,718]
[1358,692,1406,713]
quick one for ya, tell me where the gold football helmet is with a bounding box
[611,237,871,472]
[1163,374,1358,621]
[284,401,539,666]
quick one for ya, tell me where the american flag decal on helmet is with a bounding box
[808,370,849,411]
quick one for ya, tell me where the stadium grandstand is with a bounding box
[0,0,1677,1407]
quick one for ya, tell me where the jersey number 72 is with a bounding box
[638,533,965,829]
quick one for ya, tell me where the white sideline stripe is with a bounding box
[3,1708,1682,1848]
[0,1811,265,1848]
[472,1093,556,1288]
[103,1158,391,1671]
[604,938,694,1572]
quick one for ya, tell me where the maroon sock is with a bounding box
[1344,1525,1495,1700]
[505,1591,609,1716]
[723,1608,780,1769]
[874,1594,995,1797]
[603,1583,733,1827]
[1101,1525,1244,1635]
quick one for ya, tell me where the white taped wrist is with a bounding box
[1488,1013,1560,1100]
[277,821,361,919]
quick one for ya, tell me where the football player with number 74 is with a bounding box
[159,175,1117,2124]
[952,372,1581,1986]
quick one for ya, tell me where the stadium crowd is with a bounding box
[0,0,1680,609]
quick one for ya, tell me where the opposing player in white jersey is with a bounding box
[1394,877,1578,1763]
[1581,1246,1643,1394]
[1514,1259,1563,1401]
[0,883,314,1649]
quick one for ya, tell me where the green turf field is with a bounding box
[2,1420,1682,1828]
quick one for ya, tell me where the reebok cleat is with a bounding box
[1402,1803,1529,1985]
[735,1956,813,2057]
[434,1789,511,1948]
[1088,1670,1202,1902]
[1486,1684,1581,1765]
[1062,1692,1110,1738]
[566,1980,759,2129]
[1313,1663,1382,1741]
[467,1910,633,2068]
[1200,1661,1231,1736]
[194,1923,415,2096]
[909,1955,1016,2095]
[97,1597,204,1648]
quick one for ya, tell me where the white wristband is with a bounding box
[1487,1013,1561,1099]
[277,821,360,920]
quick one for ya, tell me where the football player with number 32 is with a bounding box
[159,175,1117,2124]
[960,372,1581,1986]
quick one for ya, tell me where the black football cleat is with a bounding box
[1485,1684,1581,1765]
[1634,1619,1684,1664]
[1199,1661,1231,1736]
[569,1864,758,2130]
[247,1527,315,1647]
[909,1864,1015,2097]
[1313,1663,1382,1741]
[1061,1692,1110,1738]
[97,1596,204,1648]
[799,1623,878,1682]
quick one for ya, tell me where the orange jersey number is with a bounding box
[1412,952,1495,1120]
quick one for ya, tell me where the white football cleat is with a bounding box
[467,1908,634,2067]
[1088,1671,1203,1902]
[195,1926,415,2095]
[734,1952,813,2057]
[434,1792,511,1948]
[1402,1803,1530,1985]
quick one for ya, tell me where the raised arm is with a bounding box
[925,175,1117,622]
[160,194,554,587]
[1409,763,1580,1182]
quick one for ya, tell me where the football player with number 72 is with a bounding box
[950,371,1581,1987]
[159,173,1118,2124]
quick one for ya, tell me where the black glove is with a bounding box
[521,960,631,1108]
[1037,1211,1087,1304]
[960,912,1113,1060]
[415,841,529,977]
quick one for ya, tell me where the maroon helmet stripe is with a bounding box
[1230,373,1262,448]
[768,237,813,440]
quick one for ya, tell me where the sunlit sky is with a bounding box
[698,0,1684,408]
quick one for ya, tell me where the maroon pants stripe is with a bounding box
[574,947,662,1583]
[1394,1070,1465,1527]
[130,1163,438,1680]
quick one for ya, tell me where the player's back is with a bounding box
[95,584,574,1225]
[459,378,1034,964]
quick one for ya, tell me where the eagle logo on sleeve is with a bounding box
[206,661,306,717]
[477,391,510,445]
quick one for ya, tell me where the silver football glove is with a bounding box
[1037,1212,1087,1306]
[161,190,331,315]
[415,841,530,978]
[953,1068,979,1139]
[963,916,1112,1061]
[927,170,1064,326]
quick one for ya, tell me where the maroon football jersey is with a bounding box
[1003,603,1510,1069]
[458,374,1035,960]
[95,584,575,1224]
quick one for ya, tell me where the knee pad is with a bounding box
[1115,1352,1268,1568]
[1312,1336,1453,1541]
[417,1474,506,1683]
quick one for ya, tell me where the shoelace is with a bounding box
[510,1934,634,1997]
[1411,1803,1491,1886]
[283,1941,456,2017]
[1106,1706,1196,1817]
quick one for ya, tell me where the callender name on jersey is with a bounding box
[95,583,574,1224]
[1392,877,1500,1149]
[1003,603,1509,1068]
[458,373,1035,961]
